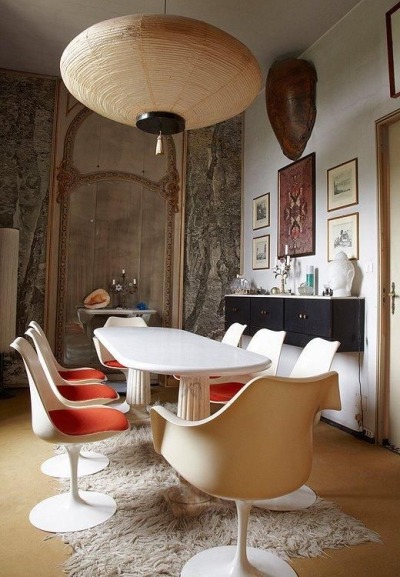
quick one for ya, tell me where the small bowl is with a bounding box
[298,283,314,296]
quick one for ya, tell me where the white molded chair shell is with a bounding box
[28,321,106,382]
[289,337,340,378]
[104,316,148,328]
[151,372,340,577]
[253,337,341,512]
[93,316,150,415]
[26,327,119,478]
[11,337,130,532]
[93,315,148,373]
[26,327,119,408]
[209,328,286,402]
[246,328,286,377]
[221,322,247,347]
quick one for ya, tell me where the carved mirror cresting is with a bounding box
[50,94,183,369]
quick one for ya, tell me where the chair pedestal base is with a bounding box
[253,485,317,511]
[181,546,297,577]
[40,450,109,478]
[112,399,130,413]
[29,490,117,533]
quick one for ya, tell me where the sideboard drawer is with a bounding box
[250,297,284,333]
[225,297,250,334]
[285,299,331,338]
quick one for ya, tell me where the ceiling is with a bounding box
[0,0,361,84]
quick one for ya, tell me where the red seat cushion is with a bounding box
[49,408,129,435]
[57,384,118,401]
[105,360,126,369]
[59,368,106,381]
[209,382,244,403]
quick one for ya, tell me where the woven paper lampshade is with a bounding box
[60,14,262,136]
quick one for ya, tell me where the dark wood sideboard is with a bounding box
[225,295,365,352]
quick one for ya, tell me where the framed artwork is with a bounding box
[252,193,270,229]
[278,152,315,257]
[252,234,270,269]
[327,212,359,261]
[327,158,358,212]
[386,1,400,98]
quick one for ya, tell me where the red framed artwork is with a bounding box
[278,152,315,258]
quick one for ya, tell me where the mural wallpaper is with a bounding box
[183,116,242,339]
[0,71,57,385]
[0,69,242,385]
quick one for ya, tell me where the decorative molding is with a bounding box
[56,107,180,212]
[54,106,180,359]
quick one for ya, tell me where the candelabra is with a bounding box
[110,269,138,308]
[273,251,291,294]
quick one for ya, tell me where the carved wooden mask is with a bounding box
[265,58,317,161]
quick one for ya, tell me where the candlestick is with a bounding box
[272,254,291,294]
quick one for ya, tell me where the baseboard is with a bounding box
[321,416,375,444]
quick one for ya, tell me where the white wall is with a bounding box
[243,0,399,433]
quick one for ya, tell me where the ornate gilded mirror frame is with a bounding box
[47,87,183,364]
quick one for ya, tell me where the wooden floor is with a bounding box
[1,387,400,577]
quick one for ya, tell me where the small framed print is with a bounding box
[252,193,270,230]
[327,212,359,261]
[252,234,270,269]
[327,158,358,212]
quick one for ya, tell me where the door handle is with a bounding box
[388,282,398,315]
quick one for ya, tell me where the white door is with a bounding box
[387,120,400,448]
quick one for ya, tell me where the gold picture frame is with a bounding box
[252,234,270,269]
[327,158,358,212]
[327,212,359,261]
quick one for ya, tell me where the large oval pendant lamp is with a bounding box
[60,14,262,146]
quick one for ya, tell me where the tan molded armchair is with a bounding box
[151,371,341,577]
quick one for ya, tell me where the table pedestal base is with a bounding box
[123,369,151,424]
[162,375,212,515]
[164,477,212,517]
[128,404,150,425]
[177,375,210,420]
[126,369,151,405]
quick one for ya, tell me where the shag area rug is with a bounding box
[57,409,381,577]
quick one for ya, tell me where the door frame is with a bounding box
[376,108,400,445]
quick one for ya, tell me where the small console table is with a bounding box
[225,294,364,352]
[76,307,157,339]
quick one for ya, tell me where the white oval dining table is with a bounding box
[94,326,271,421]
[94,326,271,514]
